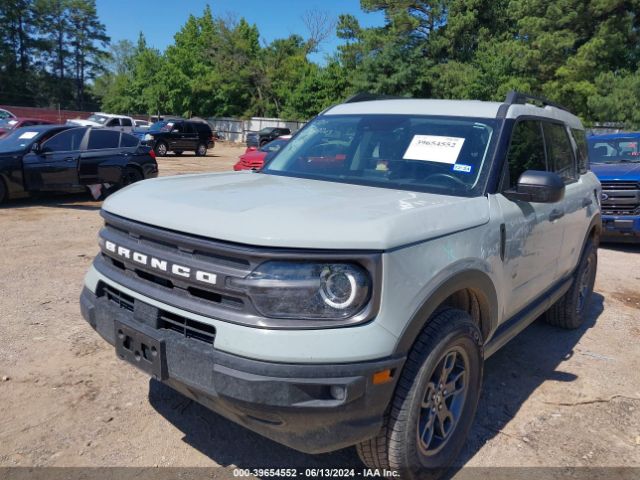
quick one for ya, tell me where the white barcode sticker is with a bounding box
[403,135,465,164]
[19,131,38,140]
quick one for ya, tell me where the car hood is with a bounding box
[102,172,491,250]
[590,162,640,181]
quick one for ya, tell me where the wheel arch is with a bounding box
[393,269,498,356]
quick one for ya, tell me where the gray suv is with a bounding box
[80,91,601,477]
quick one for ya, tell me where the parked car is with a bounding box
[246,126,291,148]
[588,132,640,242]
[80,91,601,476]
[134,119,151,129]
[0,125,158,204]
[140,119,214,156]
[67,113,135,133]
[233,136,291,171]
[0,109,15,120]
[0,117,54,138]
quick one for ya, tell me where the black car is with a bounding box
[246,127,292,148]
[139,119,215,157]
[0,125,158,204]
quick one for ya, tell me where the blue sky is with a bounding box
[95,0,385,63]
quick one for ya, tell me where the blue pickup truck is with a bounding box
[588,133,640,241]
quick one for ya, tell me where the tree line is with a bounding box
[0,0,108,110]
[2,1,639,127]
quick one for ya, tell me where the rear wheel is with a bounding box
[154,141,168,157]
[196,143,207,156]
[357,309,483,479]
[122,166,144,186]
[545,240,597,329]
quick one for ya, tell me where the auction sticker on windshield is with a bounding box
[403,135,465,164]
[19,132,38,140]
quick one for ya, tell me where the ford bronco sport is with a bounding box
[80,91,601,477]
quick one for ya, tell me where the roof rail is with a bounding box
[343,92,406,103]
[505,91,570,113]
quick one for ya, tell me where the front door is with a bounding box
[23,127,87,191]
[495,119,565,318]
[168,122,185,150]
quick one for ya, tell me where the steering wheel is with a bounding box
[423,173,468,188]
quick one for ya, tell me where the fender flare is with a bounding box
[392,269,499,356]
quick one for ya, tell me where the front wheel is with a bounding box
[154,141,168,157]
[195,143,207,156]
[357,309,483,479]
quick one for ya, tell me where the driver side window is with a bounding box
[41,128,86,153]
[505,120,547,189]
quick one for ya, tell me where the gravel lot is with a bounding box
[0,142,638,475]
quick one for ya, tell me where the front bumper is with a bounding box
[601,215,640,242]
[80,287,403,453]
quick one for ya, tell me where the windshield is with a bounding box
[588,138,640,163]
[263,114,496,196]
[86,114,109,125]
[149,121,175,132]
[0,118,19,129]
[0,129,44,152]
[259,139,288,153]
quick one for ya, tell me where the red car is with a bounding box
[0,118,54,138]
[234,136,291,171]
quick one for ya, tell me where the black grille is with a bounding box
[601,181,640,190]
[159,311,216,344]
[98,282,216,345]
[100,283,134,312]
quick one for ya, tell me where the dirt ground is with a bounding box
[0,142,639,476]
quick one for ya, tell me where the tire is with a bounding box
[174,150,183,156]
[154,141,168,157]
[122,166,144,186]
[0,177,7,204]
[259,139,268,147]
[195,143,207,156]
[545,240,597,329]
[357,309,483,479]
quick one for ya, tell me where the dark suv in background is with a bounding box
[246,126,291,148]
[140,119,214,157]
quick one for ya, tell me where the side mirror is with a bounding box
[31,142,41,153]
[504,170,565,203]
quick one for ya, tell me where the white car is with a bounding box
[134,119,151,129]
[67,113,135,133]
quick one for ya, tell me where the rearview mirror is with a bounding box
[504,170,565,203]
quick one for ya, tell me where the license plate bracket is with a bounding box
[115,320,167,380]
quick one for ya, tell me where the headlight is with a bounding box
[231,261,371,319]
[144,133,154,141]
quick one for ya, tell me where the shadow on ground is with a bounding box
[0,193,101,211]
[148,295,605,471]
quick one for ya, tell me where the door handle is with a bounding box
[549,209,565,221]
[63,157,76,162]
[582,197,593,207]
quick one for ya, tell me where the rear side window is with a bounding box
[505,120,547,188]
[42,128,86,153]
[106,118,120,127]
[192,122,211,134]
[120,133,139,148]
[121,118,132,127]
[570,128,588,173]
[543,122,576,182]
[87,130,120,150]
